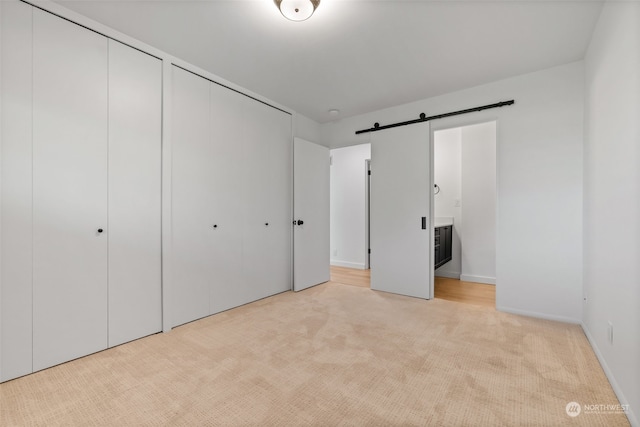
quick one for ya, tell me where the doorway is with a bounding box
[432,121,497,307]
[329,143,371,287]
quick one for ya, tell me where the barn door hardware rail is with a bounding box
[354,100,515,135]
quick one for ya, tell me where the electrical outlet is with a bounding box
[608,321,614,345]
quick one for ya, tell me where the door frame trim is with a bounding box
[364,159,371,271]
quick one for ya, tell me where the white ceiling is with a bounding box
[53,0,603,123]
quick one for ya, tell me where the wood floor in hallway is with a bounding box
[329,266,495,308]
[329,265,370,288]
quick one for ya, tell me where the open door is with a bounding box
[293,137,330,291]
[370,122,432,299]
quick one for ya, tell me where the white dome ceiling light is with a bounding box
[274,0,320,22]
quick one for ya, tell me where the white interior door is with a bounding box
[107,40,162,347]
[32,9,109,370]
[293,138,330,291]
[370,122,432,299]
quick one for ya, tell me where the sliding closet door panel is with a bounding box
[242,100,273,301]
[1,0,33,382]
[32,9,108,371]
[108,40,162,347]
[263,108,292,295]
[208,83,245,314]
[171,66,212,327]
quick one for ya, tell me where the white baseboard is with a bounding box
[581,323,638,427]
[434,270,460,279]
[330,260,366,270]
[460,274,496,285]
[496,305,581,325]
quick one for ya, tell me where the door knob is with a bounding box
[213,224,218,229]
[296,220,304,226]
[97,228,104,233]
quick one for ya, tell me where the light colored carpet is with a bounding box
[0,282,629,426]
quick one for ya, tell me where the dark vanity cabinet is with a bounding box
[434,225,452,269]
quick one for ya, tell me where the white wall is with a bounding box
[434,128,462,278]
[583,3,640,424]
[294,113,322,145]
[329,143,371,269]
[461,122,496,284]
[321,62,584,323]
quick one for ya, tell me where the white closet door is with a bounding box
[242,101,292,301]
[32,9,108,371]
[108,40,162,347]
[263,107,292,296]
[370,122,432,299]
[1,0,34,382]
[208,83,245,314]
[171,66,213,327]
[242,100,274,301]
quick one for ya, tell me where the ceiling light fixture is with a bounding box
[274,0,320,22]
